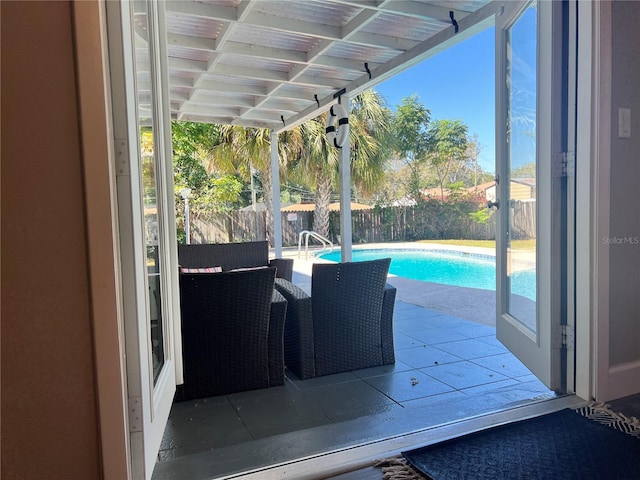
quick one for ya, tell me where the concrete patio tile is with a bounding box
[394,316,440,332]
[403,327,469,345]
[476,335,509,349]
[393,301,437,315]
[421,360,508,390]
[393,332,428,349]
[462,379,558,408]
[433,338,508,359]
[166,395,229,423]
[364,370,454,403]
[285,371,359,390]
[352,360,415,378]
[448,322,496,338]
[416,314,474,329]
[224,377,300,401]
[471,352,533,378]
[458,378,522,396]
[228,390,331,439]
[304,379,399,422]
[515,373,540,383]
[401,390,467,410]
[395,345,463,368]
[159,400,252,459]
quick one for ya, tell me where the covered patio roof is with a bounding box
[153,0,498,132]
[142,0,501,259]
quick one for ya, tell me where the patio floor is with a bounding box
[153,247,555,480]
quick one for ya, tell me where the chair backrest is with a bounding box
[178,266,276,398]
[178,241,269,271]
[310,258,391,376]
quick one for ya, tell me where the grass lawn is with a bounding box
[417,239,536,251]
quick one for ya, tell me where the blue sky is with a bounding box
[374,26,496,174]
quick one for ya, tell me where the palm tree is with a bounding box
[210,126,271,241]
[295,118,338,239]
[211,125,305,245]
[205,90,391,243]
[293,89,392,238]
[349,90,393,195]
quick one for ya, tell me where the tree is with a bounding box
[426,119,469,200]
[349,90,394,195]
[172,90,392,244]
[210,125,307,245]
[212,126,280,242]
[293,90,392,238]
[172,121,219,192]
[172,121,247,242]
[392,94,431,203]
[296,118,336,238]
[511,161,536,178]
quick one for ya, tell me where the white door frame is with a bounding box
[582,0,640,403]
[575,0,600,402]
[105,1,178,478]
[72,1,131,478]
[86,0,603,477]
[495,0,571,392]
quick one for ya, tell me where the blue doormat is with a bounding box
[377,403,640,480]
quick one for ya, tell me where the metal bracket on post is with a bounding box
[115,138,129,177]
[553,325,575,350]
[562,325,575,349]
[128,396,142,432]
[553,151,575,177]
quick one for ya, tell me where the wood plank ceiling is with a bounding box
[136,0,496,132]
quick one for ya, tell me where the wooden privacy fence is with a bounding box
[191,211,266,244]
[344,208,496,243]
[509,199,536,239]
[190,201,536,246]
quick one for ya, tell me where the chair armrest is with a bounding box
[381,283,397,365]
[269,290,287,386]
[274,278,315,379]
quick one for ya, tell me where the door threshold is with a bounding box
[226,395,584,480]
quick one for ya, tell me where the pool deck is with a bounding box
[281,242,513,326]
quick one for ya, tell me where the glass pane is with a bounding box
[506,3,537,332]
[135,3,165,383]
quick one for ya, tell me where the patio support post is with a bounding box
[270,130,283,257]
[338,96,352,262]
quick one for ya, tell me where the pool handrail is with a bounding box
[298,230,333,259]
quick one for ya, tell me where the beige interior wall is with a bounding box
[1,2,102,478]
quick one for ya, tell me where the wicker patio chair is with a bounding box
[178,241,293,281]
[177,266,284,400]
[275,258,396,379]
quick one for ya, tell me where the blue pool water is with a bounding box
[319,248,536,301]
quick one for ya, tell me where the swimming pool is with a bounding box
[318,248,536,301]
